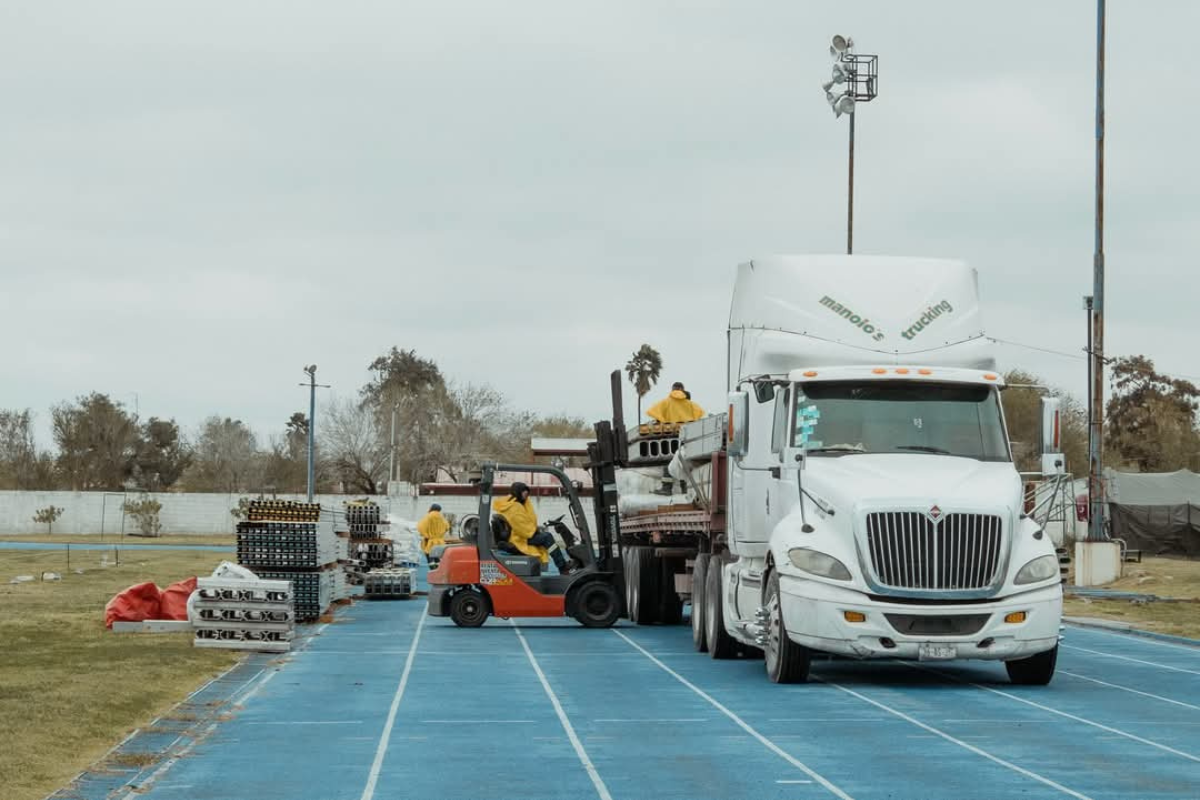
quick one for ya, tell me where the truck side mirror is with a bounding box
[727,391,749,457]
[754,382,776,404]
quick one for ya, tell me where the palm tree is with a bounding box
[625,345,663,420]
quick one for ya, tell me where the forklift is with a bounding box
[426,421,627,628]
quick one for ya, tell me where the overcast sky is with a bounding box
[2,1,1197,448]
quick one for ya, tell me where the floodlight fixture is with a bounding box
[831,34,848,53]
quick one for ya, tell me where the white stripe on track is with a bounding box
[1064,644,1200,676]
[359,608,427,800]
[614,630,855,800]
[1060,670,1200,712]
[512,621,613,800]
[911,665,1200,765]
[819,679,1093,800]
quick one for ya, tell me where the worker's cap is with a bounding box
[430,503,442,511]
[510,481,530,497]
[672,381,685,390]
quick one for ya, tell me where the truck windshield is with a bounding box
[793,381,1010,462]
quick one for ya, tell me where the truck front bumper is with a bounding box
[778,575,1062,661]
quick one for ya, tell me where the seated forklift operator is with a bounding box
[492,482,574,574]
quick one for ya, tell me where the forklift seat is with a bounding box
[492,550,542,577]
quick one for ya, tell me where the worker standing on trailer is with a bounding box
[417,503,449,565]
[493,482,574,574]
[646,381,705,422]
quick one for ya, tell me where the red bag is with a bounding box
[104,582,163,629]
[159,577,197,621]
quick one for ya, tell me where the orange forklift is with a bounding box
[426,422,626,628]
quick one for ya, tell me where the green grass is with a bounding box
[0,549,239,800]
[2,533,235,546]
[1064,556,1200,640]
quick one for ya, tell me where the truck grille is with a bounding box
[865,512,1003,590]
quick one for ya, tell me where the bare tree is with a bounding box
[182,416,260,493]
[321,397,389,494]
[0,409,55,489]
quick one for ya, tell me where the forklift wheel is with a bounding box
[571,581,621,628]
[449,587,491,628]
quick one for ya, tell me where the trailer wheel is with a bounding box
[449,587,490,628]
[1005,644,1058,685]
[765,572,810,683]
[691,554,710,652]
[629,547,660,625]
[705,560,737,659]
[657,557,684,625]
[571,581,621,628]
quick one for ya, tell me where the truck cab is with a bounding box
[706,255,1063,684]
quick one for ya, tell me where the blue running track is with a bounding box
[54,598,1200,800]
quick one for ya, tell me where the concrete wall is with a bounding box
[0,489,595,537]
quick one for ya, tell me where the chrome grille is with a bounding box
[865,512,1002,590]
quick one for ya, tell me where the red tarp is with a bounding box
[104,576,198,628]
[160,577,197,621]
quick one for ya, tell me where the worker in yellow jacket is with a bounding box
[492,482,573,574]
[646,382,705,423]
[417,504,450,565]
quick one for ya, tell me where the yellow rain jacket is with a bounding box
[646,389,705,423]
[417,510,450,555]
[492,495,548,564]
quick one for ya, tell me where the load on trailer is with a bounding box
[613,255,1064,684]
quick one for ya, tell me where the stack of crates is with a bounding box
[342,501,393,568]
[192,576,294,652]
[237,500,337,622]
[363,568,413,599]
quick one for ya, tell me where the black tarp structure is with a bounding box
[1107,470,1200,558]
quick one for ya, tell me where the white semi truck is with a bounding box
[613,255,1064,685]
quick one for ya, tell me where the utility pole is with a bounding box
[300,365,330,503]
[1087,0,1107,542]
[847,111,855,254]
[389,401,400,492]
[821,35,877,256]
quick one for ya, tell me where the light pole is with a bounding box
[389,400,400,493]
[822,35,878,255]
[299,365,330,503]
[1087,0,1107,542]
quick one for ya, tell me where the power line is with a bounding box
[989,337,1086,361]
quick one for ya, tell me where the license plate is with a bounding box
[918,643,958,661]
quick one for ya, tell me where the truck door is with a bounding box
[767,385,797,536]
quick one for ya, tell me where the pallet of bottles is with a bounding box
[363,568,413,600]
[250,568,337,622]
[192,577,294,653]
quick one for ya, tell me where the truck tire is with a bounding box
[1005,644,1058,685]
[704,560,737,659]
[629,547,661,625]
[765,571,810,683]
[691,554,710,652]
[657,557,684,625]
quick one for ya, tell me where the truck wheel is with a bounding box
[630,547,660,625]
[705,560,737,659]
[1005,644,1058,685]
[691,554,710,652]
[657,557,684,625]
[572,581,621,628]
[765,572,810,683]
[449,587,490,628]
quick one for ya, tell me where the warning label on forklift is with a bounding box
[480,562,513,586]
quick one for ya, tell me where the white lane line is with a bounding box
[1063,644,1200,676]
[593,718,707,723]
[818,679,1092,800]
[912,666,1200,765]
[614,630,855,800]
[360,608,427,800]
[513,621,613,800]
[778,780,814,784]
[118,723,219,800]
[248,720,363,725]
[1060,670,1200,712]
[1068,625,1200,654]
[421,719,537,724]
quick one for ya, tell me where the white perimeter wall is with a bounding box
[0,489,595,536]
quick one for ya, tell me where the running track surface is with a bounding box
[54,600,1200,800]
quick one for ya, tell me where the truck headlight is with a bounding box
[1014,554,1058,585]
[788,548,852,581]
